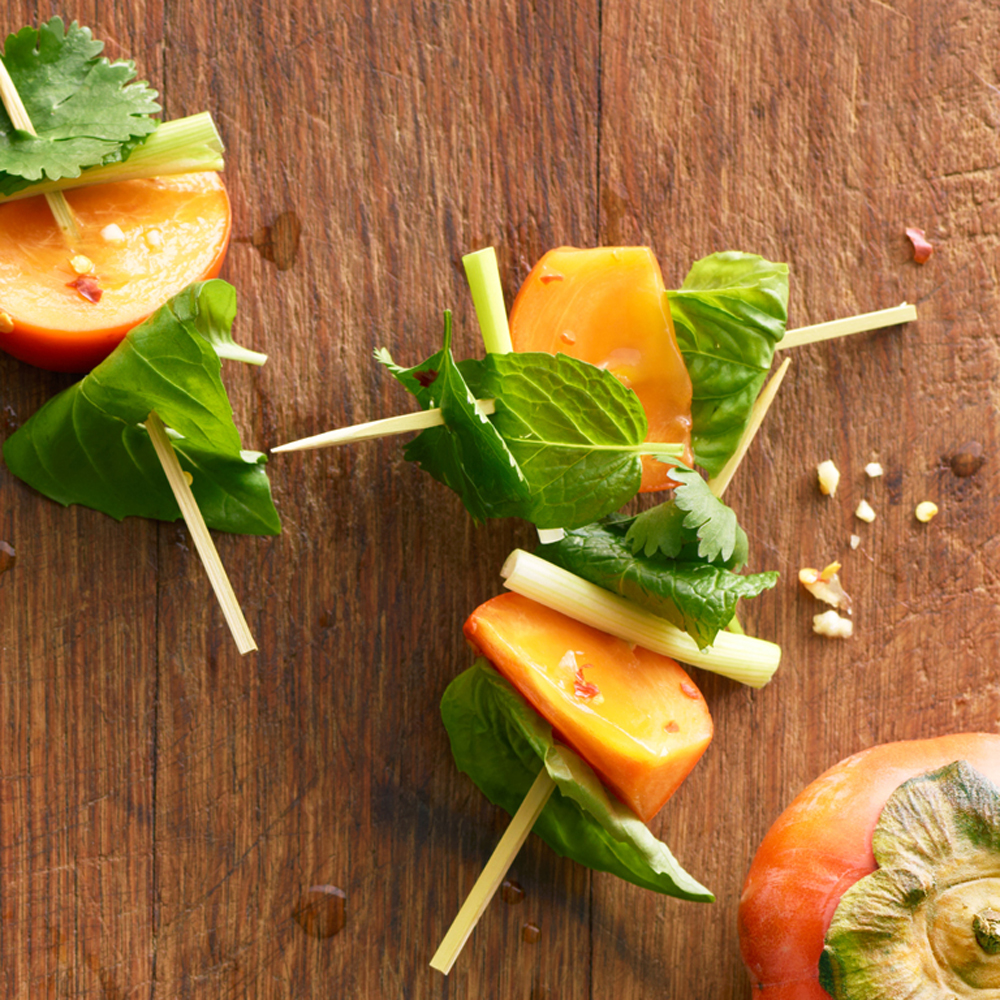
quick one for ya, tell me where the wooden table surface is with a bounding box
[2,2,999,997]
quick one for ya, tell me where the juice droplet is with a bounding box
[950,441,984,478]
[0,541,15,577]
[522,921,541,944]
[292,885,346,939]
[501,879,525,905]
[664,720,680,733]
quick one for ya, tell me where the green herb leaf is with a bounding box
[380,335,656,529]
[537,519,777,649]
[0,18,160,195]
[626,464,748,570]
[2,280,280,535]
[667,252,788,476]
[441,659,713,900]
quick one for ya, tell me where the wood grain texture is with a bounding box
[2,1,999,998]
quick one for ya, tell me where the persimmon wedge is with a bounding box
[0,172,231,372]
[464,591,713,823]
[508,246,694,492]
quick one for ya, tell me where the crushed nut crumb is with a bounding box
[817,460,840,496]
[850,534,861,550]
[864,462,884,478]
[813,610,853,639]
[799,562,852,612]
[915,501,939,523]
[100,223,126,244]
[855,499,876,523]
[144,228,164,249]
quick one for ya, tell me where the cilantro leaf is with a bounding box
[3,281,280,535]
[625,464,748,571]
[379,334,654,529]
[667,252,788,477]
[536,520,777,649]
[0,18,160,194]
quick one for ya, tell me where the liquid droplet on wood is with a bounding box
[950,441,984,478]
[250,211,302,270]
[292,885,346,939]
[522,921,541,944]
[501,879,525,904]
[0,541,15,577]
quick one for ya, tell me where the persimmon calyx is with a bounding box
[819,760,1000,998]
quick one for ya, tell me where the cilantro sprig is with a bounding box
[0,18,160,196]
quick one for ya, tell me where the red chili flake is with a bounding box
[540,272,564,284]
[905,227,933,264]
[414,369,438,388]
[573,667,601,701]
[559,331,576,345]
[680,682,700,700]
[67,275,103,303]
[664,720,680,733]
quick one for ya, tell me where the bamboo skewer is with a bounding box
[271,305,916,455]
[145,414,257,655]
[0,58,80,241]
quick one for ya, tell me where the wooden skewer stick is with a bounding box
[430,768,555,975]
[145,412,257,655]
[272,305,916,455]
[708,357,791,499]
[0,58,80,241]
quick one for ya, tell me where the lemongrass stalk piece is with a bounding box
[0,57,79,240]
[463,247,512,355]
[270,400,497,453]
[144,412,256,655]
[430,768,555,975]
[501,549,781,687]
[780,303,917,350]
[0,113,225,204]
[708,357,791,498]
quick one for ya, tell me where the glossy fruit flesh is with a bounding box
[464,592,713,822]
[0,172,231,372]
[508,246,693,491]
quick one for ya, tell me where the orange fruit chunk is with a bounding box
[0,172,231,372]
[508,246,693,491]
[464,592,713,822]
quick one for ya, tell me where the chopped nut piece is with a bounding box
[799,562,852,612]
[0,311,13,334]
[813,610,854,639]
[817,460,841,496]
[100,223,126,244]
[850,534,861,550]
[70,254,94,275]
[915,501,939,523]
[864,462,884,478]
[144,228,164,249]
[855,499,876,523]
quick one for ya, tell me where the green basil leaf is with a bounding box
[2,280,280,535]
[537,520,777,649]
[0,18,160,194]
[441,660,713,900]
[667,252,788,476]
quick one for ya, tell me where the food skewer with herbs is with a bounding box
[0,19,279,652]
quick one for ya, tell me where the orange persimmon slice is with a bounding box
[464,591,713,823]
[508,246,693,492]
[0,172,232,372]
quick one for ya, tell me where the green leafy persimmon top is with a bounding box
[0,17,160,195]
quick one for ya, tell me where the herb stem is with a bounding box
[463,247,512,354]
[0,113,225,204]
[0,56,79,240]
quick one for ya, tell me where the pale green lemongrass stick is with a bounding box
[501,549,781,688]
[463,247,512,354]
[781,303,916,350]
[145,413,256,655]
[430,768,555,975]
[0,57,78,240]
[0,113,225,204]
[707,357,791,498]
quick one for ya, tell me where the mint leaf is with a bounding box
[0,18,160,194]
[667,252,788,476]
[2,281,280,535]
[537,520,777,649]
[441,660,713,900]
[380,338,653,529]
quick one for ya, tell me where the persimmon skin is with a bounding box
[0,172,231,372]
[738,734,1000,1000]
[508,246,694,492]
[464,592,713,822]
